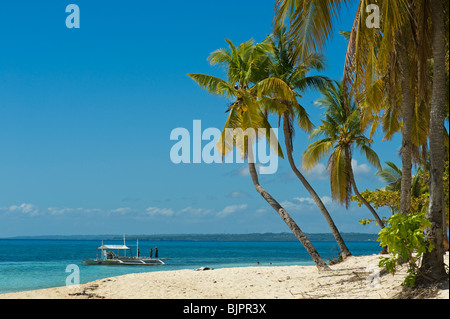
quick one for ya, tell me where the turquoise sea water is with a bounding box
[0,239,382,294]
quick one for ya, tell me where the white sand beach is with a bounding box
[1,253,448,299]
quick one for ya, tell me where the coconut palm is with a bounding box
[420,0,449,284]
[187,38,330,270]
[256,29,352,259]
[302,80,384,228]
[349,0,424,218]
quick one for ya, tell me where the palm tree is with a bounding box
[257,29,352,259]
[302,80,385,228]
[188,38,330,270]
[341,0,417,218]
[274,0,419,218]
[419,0,449,284]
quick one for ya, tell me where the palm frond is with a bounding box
[375,161,402,191]
[187,73,235,98]
[208,48,232,67]
[302,138,333,170]
[328,147,351,207]
[254,77,296,101]
[358,143,381,170]
[292,102,314,133]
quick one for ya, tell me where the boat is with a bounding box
[83,237,166,266]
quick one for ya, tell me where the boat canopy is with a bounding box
[98,244,130,250]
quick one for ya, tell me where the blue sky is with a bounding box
[0,0,402,237]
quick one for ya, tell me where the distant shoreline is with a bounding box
[2,232,379,242]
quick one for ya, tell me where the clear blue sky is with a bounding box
[0,0,402,237]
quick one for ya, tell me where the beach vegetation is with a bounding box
[378,212,434,287]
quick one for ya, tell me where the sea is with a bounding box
[0,239,382,294]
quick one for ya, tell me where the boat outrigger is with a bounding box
[83,237,166,266]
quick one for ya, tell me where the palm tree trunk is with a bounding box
[397,35,413,216]
[419,0,447,284]
[442,195,449,251]
[347,156,385,229]
[247,148,330,271]
[282,113,352,259]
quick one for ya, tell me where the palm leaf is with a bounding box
[254,77,296,101]
[187,73,235,98]
[328,147,351,207]
[358,143,381,170]
[302,138,333,170]
[375,161,402,191]
[292,102,314,133]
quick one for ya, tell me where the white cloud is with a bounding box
[293,197,316,205]
[281,196,337,212]
[110,207,132,214]
[0,202,257,223]
[351,159,372,177]
[179,206,213,216]
[216,204,248,217]
[229,164,263,177]
[320,196,333,206]
[145,207,174,217]
[229,191,249,198]
[47,207,75,215]
[8,203,39,216]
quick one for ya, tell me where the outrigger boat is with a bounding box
[83,237,166,266]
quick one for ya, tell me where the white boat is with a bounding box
[83,237,166,266]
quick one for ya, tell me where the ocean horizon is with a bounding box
[0,238,382,294]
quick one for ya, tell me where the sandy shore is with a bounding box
[1,253,448,299]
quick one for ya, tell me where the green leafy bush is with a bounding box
[377,213,434,287]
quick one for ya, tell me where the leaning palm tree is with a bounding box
[188,38,330,270]
[302,80,384,228]
[257,30,352,259]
